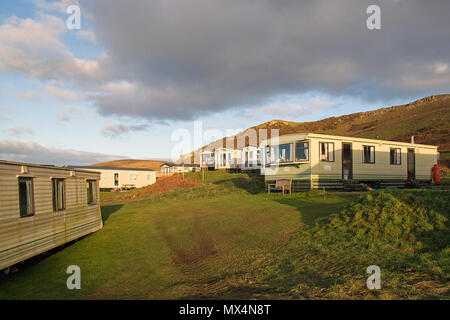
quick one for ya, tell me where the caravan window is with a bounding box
[265,145,270,165]
[227,152,233,164]
[320,142,334,162]
[272,143,293,163]
[129,172,138,180]
[18,177,34,217]
[363,145,375,164]
[390,148,401,165]
[52,178,65,211]
[295,141,309,161]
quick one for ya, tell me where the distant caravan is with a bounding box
[0,161,103,271]
[67,166,157,191]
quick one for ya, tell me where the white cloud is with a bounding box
[63,105,81,112]
[101,124,149,137]
[0,14,102,81]
[18,91,39,100]
[101,81,137,95]
[46,84,83,100]
[0,140,127,166]
[394,62,450,91]
[244,97,335,120]
[309,98,334,110]
[31,0,80,14]
[56,113,71,122]
[434,62,448,74]
[8,127,34,137]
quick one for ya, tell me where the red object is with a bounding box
[432,164,440,183]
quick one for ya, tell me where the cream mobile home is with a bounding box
[68,166,156,190]
[0,161,102,271]
[261,133,438,191]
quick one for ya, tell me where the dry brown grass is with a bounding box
[103,174,199,201]
[89,159,166,171]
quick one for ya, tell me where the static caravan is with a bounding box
[0,160,102,271]
[261,133,438,191]
[200,150,216,170]
[68,166,156,190]
[239,145,263,172]
[160,163,200,176]
[215,147,240,170]
[160,163,172,175]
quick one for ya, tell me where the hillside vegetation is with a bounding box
[205,94,450,153]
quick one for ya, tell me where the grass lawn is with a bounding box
[0,172,448,299]
[440,151,450,160]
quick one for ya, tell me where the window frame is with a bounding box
[272,143,293,163]
[52,178,66,212]
[319,141,335,162]
[18,177,35,218]
[295,140,310,162]
[362,145,376,164]
[390,148,401,165]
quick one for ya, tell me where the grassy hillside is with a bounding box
[201,94,450,154]
[0,172,448,299]
[89,159,167,171]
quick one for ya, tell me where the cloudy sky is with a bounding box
[0,0,449,165]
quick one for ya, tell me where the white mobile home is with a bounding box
[160,163,200,175]
[200,150,216,170]
[0,160,102,271]
[239,145,262,172]
[67,166,156,189]
[261,133,438,191]
[215,147,240,170]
